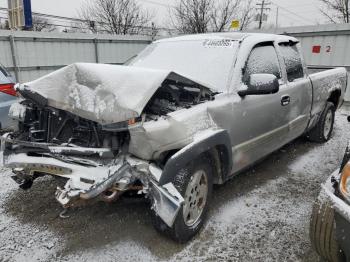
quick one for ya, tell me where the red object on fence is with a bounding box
[312,45,321,53]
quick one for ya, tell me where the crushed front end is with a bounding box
[0,63,218,228]
[1,96,184,227]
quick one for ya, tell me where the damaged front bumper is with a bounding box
[0,135,184,227]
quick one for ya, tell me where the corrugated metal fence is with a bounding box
[0,30,152,83]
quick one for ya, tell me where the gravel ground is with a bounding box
[1,109,350,262]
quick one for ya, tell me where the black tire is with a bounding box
[307,102,335,143]
[151,156,213,243]
[310,199,345,262]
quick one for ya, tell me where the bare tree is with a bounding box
[319,0,350,23]
[238,0,256,30]
[171,0,243,34]
[171,0,212,33]
[211,0,241,31]
[79,0,153,35]
[32,16,56,32]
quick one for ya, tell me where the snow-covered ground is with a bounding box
[1,109,349,262]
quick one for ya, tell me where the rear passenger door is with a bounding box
[277,42,313,141]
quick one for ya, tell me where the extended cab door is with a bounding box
[277,42,313,141]
[231,42,291,173]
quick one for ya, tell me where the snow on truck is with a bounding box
[0,33,347,242]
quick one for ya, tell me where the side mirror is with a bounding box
[238,74,279,97]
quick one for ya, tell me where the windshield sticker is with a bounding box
[203,39,236,48]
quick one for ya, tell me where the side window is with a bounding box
[279,43,304,82]
[243,44,281,85]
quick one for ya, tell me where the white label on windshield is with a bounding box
[203,39,236,48]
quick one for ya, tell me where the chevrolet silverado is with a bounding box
[1,33,347,242]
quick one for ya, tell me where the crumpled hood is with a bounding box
[20,63,175,124]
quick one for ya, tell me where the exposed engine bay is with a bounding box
[10,67,214,151]
[144,78,214,119]
[1,63,215,228]
[12,101,128,151]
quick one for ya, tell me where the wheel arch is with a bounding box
[328,89,341,109]
[158,129,233,186]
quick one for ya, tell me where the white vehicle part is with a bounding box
[18,63,210,125]
[150,180,184,227]
[2,151,184,227]
[320,170,350,222]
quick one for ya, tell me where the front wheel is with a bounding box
[151,157,213,243]
[307,102,335,143]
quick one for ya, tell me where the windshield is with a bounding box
[130,39,239,92]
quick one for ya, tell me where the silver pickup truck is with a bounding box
[1,33,347,242]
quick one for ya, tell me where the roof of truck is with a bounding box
[156,32,298,43]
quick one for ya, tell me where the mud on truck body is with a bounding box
[1,33,347,242]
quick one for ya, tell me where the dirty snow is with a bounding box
[1,108,350,261]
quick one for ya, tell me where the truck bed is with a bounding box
[309,67,347,119]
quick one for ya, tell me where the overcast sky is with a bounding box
[0,0,329,28]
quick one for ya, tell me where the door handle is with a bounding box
[281,95,290,106]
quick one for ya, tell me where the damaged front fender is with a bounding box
[159,129,233,186]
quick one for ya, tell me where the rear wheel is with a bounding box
[307,102,335,143]
[310,199,345,262]
[151,157,213,243]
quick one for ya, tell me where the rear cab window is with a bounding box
[278,42,304,82]
[242,42,281,85]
